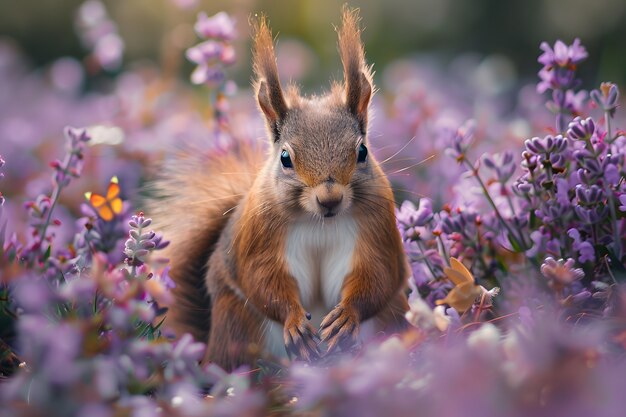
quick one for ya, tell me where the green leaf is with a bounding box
[507,233,523,253]
[43,244,52,262]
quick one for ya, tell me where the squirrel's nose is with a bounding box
[316,195,343,211]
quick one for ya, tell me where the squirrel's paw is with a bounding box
[319,304,360,354]
[284,314,321,362]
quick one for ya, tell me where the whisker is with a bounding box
[385,154,436,176]
[379,136,417,165]
[379,157,421,167]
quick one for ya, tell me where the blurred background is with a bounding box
[2,0,625,88]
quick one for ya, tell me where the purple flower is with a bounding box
[396,199,433,230]
[443,120,475,161]
[169,0,199,10]
[575,184,604,205]
[567,117,595,141]
[590,82,620,117]
[93,33,124,70]
[619,194,626,212]
[535,200,571,223]
[537,39,588,132]
[538,39,588,68]
[186,12,237,87]
[124,212,169,271]
[555,178,572,206]
[526,228,560,258]
[75,1,124,71]
[540,257,584,285]
[483,151,516,183]
[568,228,596,263]
[194,11,236,41]
[574,205,608,224]
[186,40,225,65]
[190,64,226,86]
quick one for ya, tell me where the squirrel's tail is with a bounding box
[148,143,264,342]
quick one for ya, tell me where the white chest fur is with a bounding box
[284,215,358,312]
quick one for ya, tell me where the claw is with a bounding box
[283,314,321,362]
[319,304,359,355]
[320,305,342,330]
[320,315,349,342]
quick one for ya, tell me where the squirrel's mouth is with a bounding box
[323,212,337,218]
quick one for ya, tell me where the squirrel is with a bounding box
[150,8,411,371]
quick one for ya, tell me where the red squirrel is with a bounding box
[151,8,410,371]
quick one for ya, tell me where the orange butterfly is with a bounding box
[85,176,123,221]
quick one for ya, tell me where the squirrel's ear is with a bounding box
[338,7,374,135]
[252,16,288,142]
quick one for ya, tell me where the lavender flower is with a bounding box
[124,212,169,273]
[187,11,236,87]
[483,151,516,183]
[591,82,620,117]
[194,11,236,41]
[396,199,433,239]
[538,39,588,69]
[568,228,596,263]
[567,116,595,141]
[619,194,626,212]
[19,127,90,268]
[537,39,588,133]
[169,0,199,10]
[540,257,584,286]
[75,0,124,71]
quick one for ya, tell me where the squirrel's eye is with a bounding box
[357,143,368,163]
[280,150,293,169]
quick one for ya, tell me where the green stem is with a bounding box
[437,235,450,265]
[463,159,523,250]
[598,110,621,257]
[605,182,622,260]
[605,110,613,142]
[416,240,437,279]
[38,153,77,262]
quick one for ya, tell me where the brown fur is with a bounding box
[149,145,264,343]
[150,8,410,371]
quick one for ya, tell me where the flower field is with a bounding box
[1,2,626,416]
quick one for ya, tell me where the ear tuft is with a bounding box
[252,15,288,141]
[337,6,374,134]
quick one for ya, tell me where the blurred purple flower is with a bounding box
[538,39,588,68]
[619,194,626,212]
[396,199,433,235]
[443,120,475,161]
[483,151,516,183]
[186,12,237,88]
[567,116,595,141]
[49,57,84,94]
[169,0,199,10]
[75,0,124,71]
[568,228,596,263]
[540,257,584,285]
[194,11,236,41]
[537,39,588,132]
[591,82,620,118]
